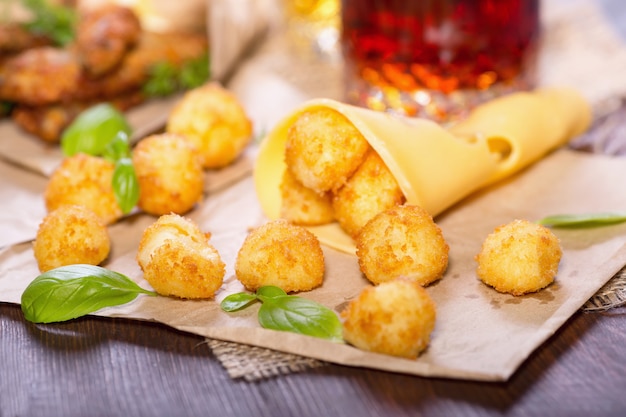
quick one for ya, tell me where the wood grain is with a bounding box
[1,302,625,417]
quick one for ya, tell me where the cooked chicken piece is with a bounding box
[0,47,81,106]
[75,4,141,77]
[0,23,52,56]
[11,90,144,143]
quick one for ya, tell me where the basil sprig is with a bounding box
[60,103,139,214]
[143,53,210,97]
[61,103,132,156]
[537,212,626,228]
[221,286,343,342]
[22,0,77,46]
[21,264,156,323]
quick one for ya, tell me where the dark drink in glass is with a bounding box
[341,0,540,122]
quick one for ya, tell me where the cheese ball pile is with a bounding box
[356,204,449,286]
[166,82,253,169]
[476,219,562,295]
[33,204,111,272]
[341,278,437,359]
[281,107,406,238]
[137,213,225,299]
[45,153,123,225]
[132,133,204,216]
[235,219,325,293]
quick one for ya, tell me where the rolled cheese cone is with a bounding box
[448,88,592,186]
[254,88,591,253]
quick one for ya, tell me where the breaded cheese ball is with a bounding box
[132,133,204,216]
[166,82,253,169]
[475,219,562,296]
[33,204,110,272]
[356,204,449,286]
[280,168,334,226]
[284,107,371,194]
[137,213,225,299]
[333,150,406,238]
[44,153,123,225]
[235,219,325,293]
[341,278,437,359]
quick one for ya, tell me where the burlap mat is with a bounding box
[207,0,626,380]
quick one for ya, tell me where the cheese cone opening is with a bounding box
[254,88,591,253]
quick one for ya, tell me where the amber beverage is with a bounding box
[341,0,540,121]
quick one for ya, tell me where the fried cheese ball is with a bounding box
[279,169,334,226]
[136,213,225,299]
[475,219,562,296]
[333,150,406,238]
[356,204,449,286]
[166,82,253,169]
[33,204,111,272]
[44,153,123,225]
[132,133,204,216]
[284,107,371,194]
[235,219,325,293]
[341,278,437,359]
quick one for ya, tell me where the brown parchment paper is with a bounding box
[1,148,626,381]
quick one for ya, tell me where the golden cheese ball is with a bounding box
[341,278,437,359]
[235,219,325,293]
[356,204,449,286]
[33,204,111,272]
[44,153,123,225]
[333,150,406,238]
[279,168,334,226]
[284,107,371,194]
[137,213,225,299]
[166,82,253,169]
[132,133,204,216]
[475,219,562,296]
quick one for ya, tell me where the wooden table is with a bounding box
[1,301,625,416]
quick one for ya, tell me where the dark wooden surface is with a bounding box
[1,301,625,417]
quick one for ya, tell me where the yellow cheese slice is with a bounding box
[254,88,591,253]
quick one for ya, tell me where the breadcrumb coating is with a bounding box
[475,219,562,296]
[166,82,253,169]
[341,278,437,359]
[279,168,334,226]
[137,214,225,299]
[33,204,110,272]
[332,150,406,238]
[284,107,370,194]
[356,204,449,286]
[132,133,204,216]
[235,219,325,293]
[44,153,123,225]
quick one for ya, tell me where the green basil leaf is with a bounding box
[21,264,155,323]
[256,285,287,300]
[61,103,132,157]
[112,158,139,214]
[103,131,132,162]
[143,62,179,97]
[258,295,343,342]
[179,53,210,90]
[220,293,258,312]
[537,212,626,228]
[23,0,77,46]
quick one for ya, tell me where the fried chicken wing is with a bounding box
[75,4,141,77]
[0,47,81,106]
[11,90,144,143]
[0,23,52,56]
